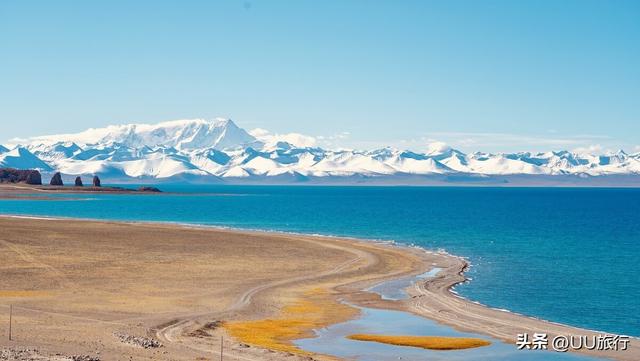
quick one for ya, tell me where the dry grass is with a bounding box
[347,334,491,350]
[224,288,357,354]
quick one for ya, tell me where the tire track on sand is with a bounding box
[0,238,79,290]
[155,237,374,359]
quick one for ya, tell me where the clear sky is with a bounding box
[1,0,639,152]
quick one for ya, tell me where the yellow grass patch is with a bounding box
[0,290,49,298]
[347,334,491,350]
[224,288,357,354]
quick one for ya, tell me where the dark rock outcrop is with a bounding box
[92,175,101,187]
[0,168,42,185]
[137,186,162,193]
[74,176,83,187]
[50,172,64,186]
[25,170,42,185]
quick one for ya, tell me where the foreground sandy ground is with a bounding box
[0,216,637,361]
[0,216,427,361]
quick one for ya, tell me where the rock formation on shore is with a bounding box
[92,175,101,187]
[50,172,64,186]
[25,170,42,185]
[75,176,83,186]
[0,168,42,185]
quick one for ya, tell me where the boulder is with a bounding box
[74,176,83,187]
[49,172,63,186]
[0,168,42,185]
[24,170,42,185]
[92,175,101,187]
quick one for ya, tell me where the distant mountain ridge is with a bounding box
[3,118,640,185]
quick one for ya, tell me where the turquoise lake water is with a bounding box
[1,185,638,339]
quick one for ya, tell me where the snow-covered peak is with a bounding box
[425,141,452,156]
[28,141,82,161]
[25,118,258,151]
[249,128,317,149]
[0,147,53,171]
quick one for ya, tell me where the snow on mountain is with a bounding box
[223,165,251,178]
[188,148,231,175]
[27,142,83,166]
[56,151,207,179]
[249,128,317,149]
[27,118,258,150]
[5,118,640,183]
[466,153,548,175]
[389,156,452,174]
[310,151,397,175]
[369,148,452,174]
[0,147,53,171]
[242,156,286,176]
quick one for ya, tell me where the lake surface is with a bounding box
[1,185,638,337]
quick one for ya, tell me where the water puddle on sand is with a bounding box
[367,267,442,301]
[295,268,605,361]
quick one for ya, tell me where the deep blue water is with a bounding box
[1,185,638,338]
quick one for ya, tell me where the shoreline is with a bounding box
[0,184,157,193]
[0,215,637,361]
[1,212,422,254]
[400,257,640,361]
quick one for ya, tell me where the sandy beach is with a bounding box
[0,216,637,361]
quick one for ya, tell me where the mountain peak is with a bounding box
[0,146,53,171]
[25,118,257,151]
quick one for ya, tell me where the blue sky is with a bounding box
[1,0,639,152]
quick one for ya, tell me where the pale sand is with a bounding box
[0,216,636,360]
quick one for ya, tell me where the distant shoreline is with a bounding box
[31,174,640,187]
[0,183,162,199]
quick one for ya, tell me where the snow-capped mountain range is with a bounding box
[2,118,640,185]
